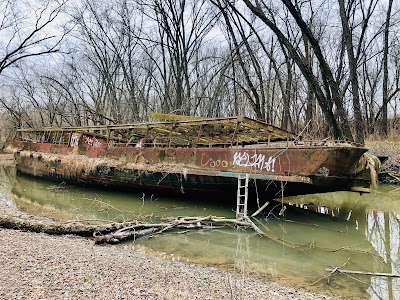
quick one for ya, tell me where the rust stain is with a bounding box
[12,140,367,179]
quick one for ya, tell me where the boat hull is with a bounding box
[11,140,371,199]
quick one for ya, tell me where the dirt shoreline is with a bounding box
[0,202,340,300]
[366,140,400,183]
[0,153,15,167]
[0,229,340,300]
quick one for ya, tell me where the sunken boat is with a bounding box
[9,114,378,202]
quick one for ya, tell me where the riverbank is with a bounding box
[366,140,400,183]
[0,152,15,166]
[0,227,339,300]
[0,203,340,299]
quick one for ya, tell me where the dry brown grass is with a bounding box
[0,114,15,150]
[366,139,400,173]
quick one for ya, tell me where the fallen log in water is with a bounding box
[0,204,300,246]
[94,227,160,244]
[0,210,146,237]
[92,216,262,244]
[326,268,400,278]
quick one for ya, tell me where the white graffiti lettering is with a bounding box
[232,152,276,172]
[70,134,79,147]
[200,154,228,168]
[84,136,102,147]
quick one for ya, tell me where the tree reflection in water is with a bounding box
[0,166,16,207]
[290,189,400,300]
[366,210,400,300]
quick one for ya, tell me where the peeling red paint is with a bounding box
[13,140,367,178]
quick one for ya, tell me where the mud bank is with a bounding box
[367,140,400,183]
[0,200,341,300]
[0,153,15,166]
[0,226,340,300]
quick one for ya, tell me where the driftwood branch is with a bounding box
[0,205,298,245]
[251,201,270,217]
[326,268,400,278]
[311,258,350,285]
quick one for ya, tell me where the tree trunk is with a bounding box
[382,0,394,136]
[338,0,365,145]
[241,0,349,140]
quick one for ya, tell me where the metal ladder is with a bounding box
[236,173,249,220]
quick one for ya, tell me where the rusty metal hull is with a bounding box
[11,140,371,198]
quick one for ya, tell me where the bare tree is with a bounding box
[235,0,350,140]
[0,0,70,131]
[0,0,68,76]
[138,0,220,115]
[382,0,394,135]
[1,0,399,143]
[360,55,382,134]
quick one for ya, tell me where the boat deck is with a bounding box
[16,114,299,148]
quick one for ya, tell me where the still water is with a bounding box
[1,164,400,300]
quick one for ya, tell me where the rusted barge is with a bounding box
[9,115,376,201]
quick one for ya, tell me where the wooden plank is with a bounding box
[16,117,239,133]
[238,116,298,140]
[16,115,300,146]
[150,113,209,121]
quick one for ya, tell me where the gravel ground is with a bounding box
[0,224,339,300]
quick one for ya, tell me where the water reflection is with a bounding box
[2,166,400,299]
[0,166,16,207]
[287,189,400,300]
[366,211,400,300]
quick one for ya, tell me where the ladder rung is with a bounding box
[237,174,249,220]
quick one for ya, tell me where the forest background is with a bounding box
[0,0,399,148]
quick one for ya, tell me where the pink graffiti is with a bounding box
[84,136,102,147]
